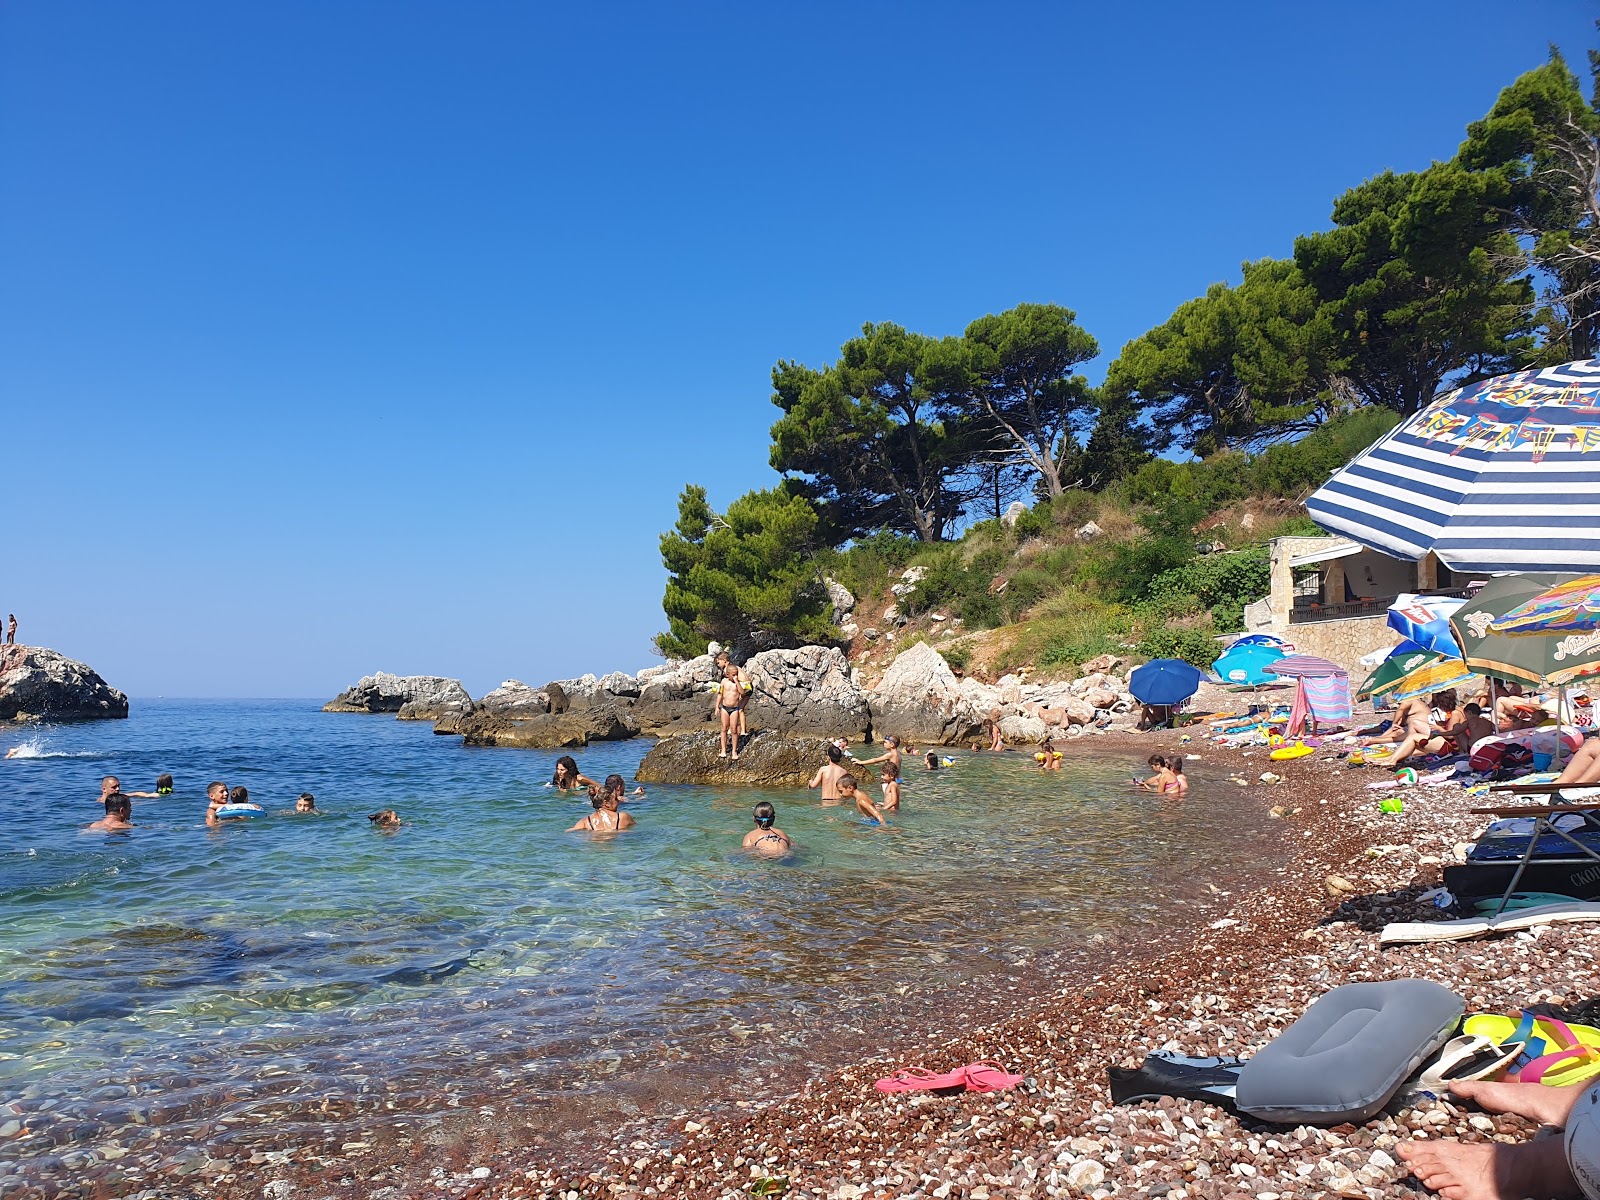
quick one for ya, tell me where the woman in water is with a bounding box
[569,785,635,832]
[879,760,901,812]
[742,801,792,857]
[551,756,598,791]
[1138,754,1179,794]
[127,773,174,798]
[1036,739,1063,770]
[1167,753,1189,796]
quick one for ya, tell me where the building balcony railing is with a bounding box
[1288,583,1483,625]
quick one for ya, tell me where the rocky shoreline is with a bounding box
[70,722,1597,1200]
[0,644,127,722]
[323,642,1140,754]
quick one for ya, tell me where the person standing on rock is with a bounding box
[808,743,849,804]
[714,666,743,760]
[5,614,14,646]
[714,652,752,743]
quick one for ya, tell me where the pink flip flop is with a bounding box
[960,1062,1025,1092]
[875,1066,968,1093]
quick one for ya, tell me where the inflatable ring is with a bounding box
[1270,742,1314,760]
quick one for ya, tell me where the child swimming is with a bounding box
[1035,739,1063,770]
[742,801,792,857]
[1138,754,1180,794]
[879,761,901,812]
[837,773,888,825]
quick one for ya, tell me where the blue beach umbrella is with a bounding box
[1306,359,1600,573]
[1386,594,1466,657]
[1128,658,1204,706]
[1212,643,1287,686]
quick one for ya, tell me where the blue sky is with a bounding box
[2,1,1593,697]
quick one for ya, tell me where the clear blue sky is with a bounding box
[2,2,1592,697]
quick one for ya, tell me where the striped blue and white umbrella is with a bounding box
[1306,359,1600,573]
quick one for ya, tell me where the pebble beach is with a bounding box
[107,725,1592,1200]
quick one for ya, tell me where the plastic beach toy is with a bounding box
[1378,797,1404,814]
[1270,741,1315,761]
[1394,767,1418,787]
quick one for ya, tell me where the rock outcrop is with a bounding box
[324,673,474,720]
[475,680,552,716]
[458,701,640,749]
[867,641,982,745]
[0,645,128,721]
[635,730,836,787]
[745,646,871,738]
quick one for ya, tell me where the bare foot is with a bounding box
[1454,1079,1589,1128]
[1398,1136,1579,1200]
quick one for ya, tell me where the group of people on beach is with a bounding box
[1359,680,1550,765]
[84,774,400,831]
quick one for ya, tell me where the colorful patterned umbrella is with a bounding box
[1387,594,1466,657]
[1306,360,1600,573]
[1358,647,1470,700]
[1488,573,1600,637]
[1384,659,1479,704]
[1212,643,1287,686]
[1449,573,1600,686]
[1265,654,1347,679]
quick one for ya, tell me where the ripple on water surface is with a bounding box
[0,700,1281,1170]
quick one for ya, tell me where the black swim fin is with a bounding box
[1108,1050,1246,1111]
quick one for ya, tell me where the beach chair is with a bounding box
[1465,802,1600,917]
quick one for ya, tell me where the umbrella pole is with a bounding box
[1558,684,1568,768]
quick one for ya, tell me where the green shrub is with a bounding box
[941,641,971,670]
[1011,505,1050,541]
[1136,622,1222,667]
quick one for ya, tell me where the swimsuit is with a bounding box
[753,830,790,850]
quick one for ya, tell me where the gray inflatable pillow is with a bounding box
[1235,979,1462,1125]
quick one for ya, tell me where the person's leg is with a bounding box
[1398,1136,1579,1200]
[727,709,739,760]
[1555,738,1600,785]
[718,710,731,758]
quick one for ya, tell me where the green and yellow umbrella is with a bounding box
[1360,650,1476,702]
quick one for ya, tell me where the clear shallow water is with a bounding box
[1,701,1281,1177]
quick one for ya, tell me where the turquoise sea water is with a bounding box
[1,701,1281,1177]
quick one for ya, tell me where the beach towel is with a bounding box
[1303,674,1352,726]
[1287,680,1311,737]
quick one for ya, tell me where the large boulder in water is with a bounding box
[475,679,551,716]
[745,645,871,738]
[867,641,982,745]
[323,672,474,720]
[457,700,640,748]
[635,729,836,787]
[0,645,128,721]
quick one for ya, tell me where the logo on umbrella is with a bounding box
[1465,611,1496,638]
[1555,632,1600,661]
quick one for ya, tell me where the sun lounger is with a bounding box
[1462,804,1600,918]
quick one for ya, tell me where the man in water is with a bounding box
[295,793,317,813]
[86,793,133,831]
[807,743,850,805]
[97,775,122,806]
[368,809,403,829]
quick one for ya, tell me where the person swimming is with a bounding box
[742,801,792,857]
[551,755,599,791]
[808,743,850,804]
[203,780,229,827]
[86,793,133,832]
[1138,754,1179,794]
[568,785,635,832]
[368,809,403,829]
[926,750,942,771]
[1035,739,1063,770]
[127,773,174,798]
[838,773,888,825]
[295,793,317,813]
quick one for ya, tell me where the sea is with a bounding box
[0,700,1285,1185]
